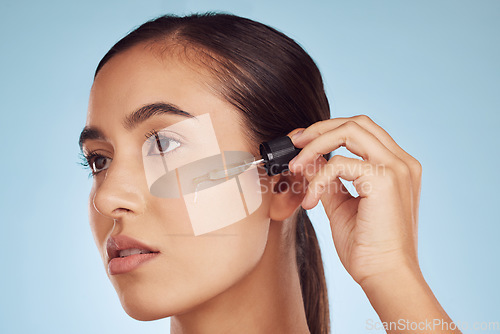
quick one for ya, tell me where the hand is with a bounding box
[288,115,423,287]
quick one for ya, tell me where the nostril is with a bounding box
[113,208,132,215]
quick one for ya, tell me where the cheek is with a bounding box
[96,160,273,317]
[154,169,274,280]
[136,189,271,315]
[153,192,271,275]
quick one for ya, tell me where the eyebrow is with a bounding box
[78,102,196,151]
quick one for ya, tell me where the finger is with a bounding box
[289,120,403,171]
[292,115,422,225]
[292,115,420,170]
[351,115,421,248]
[290,120,414,232]
[302,155,378,210]
[350,115,421,230]
[297,155,353,213]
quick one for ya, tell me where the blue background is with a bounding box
[1,1,498,333]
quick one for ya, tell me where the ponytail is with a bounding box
[295,207,330,334]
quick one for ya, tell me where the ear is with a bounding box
[268,170,307,222]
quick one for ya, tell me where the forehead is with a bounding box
[86,43,252,151]
[89,43,217,119]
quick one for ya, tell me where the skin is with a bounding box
[83,43,310,333]
[289,120,461,333]
[83,42,461,333]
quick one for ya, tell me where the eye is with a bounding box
[81,151,112,176]
[92,155,111,173]
[146,132,182,156]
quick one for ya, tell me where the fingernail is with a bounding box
[291,130,304,142]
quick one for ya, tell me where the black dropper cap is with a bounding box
[259,135,302,176]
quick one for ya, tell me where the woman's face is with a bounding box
[82,43,274,320]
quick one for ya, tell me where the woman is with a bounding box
[79,13,460,334]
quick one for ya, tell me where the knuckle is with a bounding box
[355,114,373,124]
[395,160,411,178]
[345,120,357,127]
[343,120,359,131]
[310,119,328,135]
[325,154,342,173]
[410,158,422,174]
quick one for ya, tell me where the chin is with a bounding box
[116,285,181,321]
[111,277,212,321]
[123,305,167,322]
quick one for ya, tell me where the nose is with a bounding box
[92,155,147,219]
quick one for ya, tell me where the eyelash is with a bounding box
[145,129,160,142]
[79,129,182,178]
[144,129,183,157]
[79,150,111,178]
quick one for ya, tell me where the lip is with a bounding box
[106,235,160,275]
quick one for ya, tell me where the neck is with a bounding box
[170,219,310,334]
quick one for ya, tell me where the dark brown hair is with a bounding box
[95,12,331,334]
